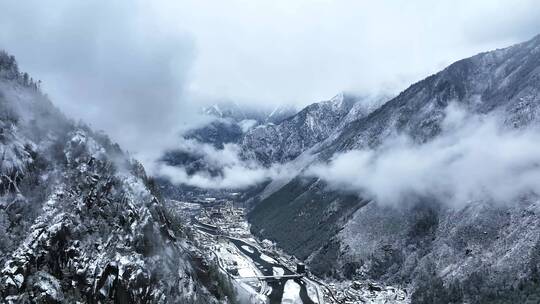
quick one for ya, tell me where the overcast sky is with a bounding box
[1,0,539,157]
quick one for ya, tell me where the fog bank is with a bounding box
[308,105,540,207]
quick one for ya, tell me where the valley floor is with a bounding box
[173,200,409,304]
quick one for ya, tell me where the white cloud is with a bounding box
[159,0,540,105]
[0,0,202,166]
[1,0,539,170]
[308,105,540,207]
[155,140,299,189]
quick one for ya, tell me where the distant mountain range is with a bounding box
[159,93,387,174]
[240,93,388,165]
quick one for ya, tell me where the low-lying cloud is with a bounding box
[308,105,540,207]
[0,0,205,168]
[155,139,299,189]
[2,0,540,179]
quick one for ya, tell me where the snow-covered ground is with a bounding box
[215,244,259,279]
[241,245,254,254]
[272,266,285,278]
[260,253,277,263]
[305,280,320,303]
[281,280,301,303]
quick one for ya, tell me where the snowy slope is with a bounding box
[240,93,386,166]
[249,34,540,304]
[202,101,296,125]
[0,51,223,303]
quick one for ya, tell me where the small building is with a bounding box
[296,262,306,274]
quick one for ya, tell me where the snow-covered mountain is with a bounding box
[156,93,386,202]
[156,102,297,200]
[191,102,297,149]
[240,93,387,165]
[248,34,540,303]
[0,51,224,303]
[202,101,296,125]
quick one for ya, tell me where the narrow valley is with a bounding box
[174,199,409,304]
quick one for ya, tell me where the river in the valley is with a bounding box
[228,238,317,304]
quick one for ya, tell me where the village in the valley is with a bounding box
[173,199,409,304]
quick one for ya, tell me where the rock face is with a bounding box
[0,51,223,303]
[249,35,540,303]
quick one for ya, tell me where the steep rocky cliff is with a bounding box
[0,51,225,304]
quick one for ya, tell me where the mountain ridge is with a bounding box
[248,33,540,304]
